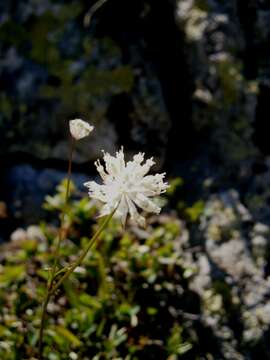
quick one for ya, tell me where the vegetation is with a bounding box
[0,180,196,359]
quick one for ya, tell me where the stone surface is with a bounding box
[175,0,258,173]
[0,0,170,165]
[187,189,270,358]
[3,164,89,225]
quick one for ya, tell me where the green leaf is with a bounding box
[79,293,101,309]
[0,265,26,286]
[54,326,81,347]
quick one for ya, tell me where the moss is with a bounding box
[216,59,243,108]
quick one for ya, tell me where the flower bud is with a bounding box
[69,119,94,140]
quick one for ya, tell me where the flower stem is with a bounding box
[84,0,110,27]
[37,209,116,359]
[38,291,50,360]
[49,208,117,297]
[51,136,75,280]
[38,136,75,359]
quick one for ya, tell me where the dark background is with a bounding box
[1,0,270,232]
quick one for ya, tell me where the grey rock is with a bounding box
[5,164,88,224]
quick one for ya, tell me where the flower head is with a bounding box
[69,119,94,140]
[84,148,169,227]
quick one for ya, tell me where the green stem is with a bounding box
[49,208,117,297]
[38,208,117,359]
[51,136,75,281]
[38,136,75,359]
[38,290,50,360]
[84,0,110,27]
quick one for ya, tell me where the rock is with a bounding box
[209,237,259,280]
[4,164,88,224]
[187,187,270,355]
[176,0,258,173]
[0,1,170,165]
[253,222,270,235]
[190,254,211,295]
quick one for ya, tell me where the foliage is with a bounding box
[0,181,195,359]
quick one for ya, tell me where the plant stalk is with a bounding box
[38,291,50,360]
[49,208,117,297]
[38,209,116,359]
[38,136,75,359]
[51,136,75,280]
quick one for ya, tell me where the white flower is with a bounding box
[69,119,94,140]
[84,148,169,227]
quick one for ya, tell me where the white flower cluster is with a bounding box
[69,119,94,140]
[84,148,169,227]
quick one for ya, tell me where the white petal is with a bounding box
[133,152,144,164]
[98,203,114,217]
[138,158,155,177]
[102,149,124,178]
[116,147,125,172]
[126,196,146,227]
[115,195,128,226]
[140,174,169,195]
[95,160,110,182]
[133,193,161,214]
[84,181,107,202]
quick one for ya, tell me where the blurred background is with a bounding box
[1,0,270,359]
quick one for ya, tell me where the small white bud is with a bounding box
[69,119,94,140]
